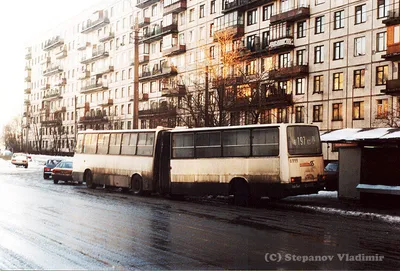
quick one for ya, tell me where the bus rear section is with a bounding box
[282,125,325,197]
[168,124,325,201]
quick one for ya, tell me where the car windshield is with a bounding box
[47,160,61,166]
[57,161,73,169]
[325,162,338,172]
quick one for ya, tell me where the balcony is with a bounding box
[25,52,32,60]
[138,17,150,28]
[99,32,115,42]
[43,65,63,76]
[76,102,89,109]
[79,115,109,124]
[24,99,30,105]
[41,118,62,126]
[264,89,293,108]
[95,66,114,76]
[98,99,113,107]
[383,10,400,26]
[142,27,163,43]
[24,75,31,83]
[40,57,51,65]
[25,65,31,71]
[81,16,110,34]
[139,93,149,101]
[81,82,108,93]
[270,6,310,24]
[163,44,186,57]
[53,106,66,114]
[162,23,178,35]
[139,103,178,118]
[139,66,178,82]
[161,85,186,97]
[268,63,309,80]
[41,84,50,90]
[382,79,400,96]
[223,0,273,13]
[77,42,90,51]
[136,0,159,9]
[211,76,244,88]
[24,88,31,94]
[43,89,62,101]
[214,24,245,41]
[78,71,91,80]
[382,44,400,61]
[268,36,294,53]
[164,0,187,15]
[81,48,109,64]
[139,54,150,64]
[55,48,68,59]
[56,78,67,86]
[43,36,64,51]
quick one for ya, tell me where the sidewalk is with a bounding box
[274,191,400,224]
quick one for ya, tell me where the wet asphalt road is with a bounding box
[0,159,399,270]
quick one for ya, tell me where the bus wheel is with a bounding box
[85,170,96,189]
[230,179,250,207]
[131,175,143,196]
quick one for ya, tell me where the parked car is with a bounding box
[43,159,62,179]
[324,161,339,191]
[52,160,81,184]
[11,153,29,168]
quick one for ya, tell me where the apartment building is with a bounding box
[23,0,399,158]
[23,0,137,154]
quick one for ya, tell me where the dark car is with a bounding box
[324,161,339,191]
[52,160,81,184]
[43,159,62,179]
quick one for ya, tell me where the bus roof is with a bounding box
[169,123,317,133]
[77,127,171,134]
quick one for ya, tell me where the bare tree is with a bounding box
[2,116,22,152]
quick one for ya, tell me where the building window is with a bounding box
[353,101,364,120]
[210,0,216,14]
[296,49,305,65]
[377,99,388,118]
[355,5,367,24]
[313,105,323,122]
[376,65,388,85]
[247,9,257,26]
[333,72,344,91]
[377,32,387,52]
[354,37,366,56]
[315,45,324,63]
[378,0,388,19]
[199,4,205,18]
[189,8,194,22]
[209,46,215,59]
[354,69,365,88]
[151,5,157,16]
[297,21,306,38]
[295,106,304,123]
[210,23,214,37]
[315,16,324,34]
[278,52,290,68]
[395,26,400,43]
[314,75,324,93]
[277,108,288,123]
[296,78,305,95]
[333,41,344,60]
[332,103,343,121]
[334,10,344,29]
[263,4,273,21]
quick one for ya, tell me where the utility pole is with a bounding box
[205,66,209,127]
[133,17,139,129]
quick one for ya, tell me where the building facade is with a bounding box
[23,0,399,158]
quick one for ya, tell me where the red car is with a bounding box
[52,160,75,184]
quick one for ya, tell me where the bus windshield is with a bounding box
[287,126,322,155]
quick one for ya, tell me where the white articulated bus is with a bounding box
[72,124,325,202]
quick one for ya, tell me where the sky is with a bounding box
[0,0,112,134]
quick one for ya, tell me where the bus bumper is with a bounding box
[251,180,326,198]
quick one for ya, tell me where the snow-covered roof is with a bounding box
[321,128,400,142]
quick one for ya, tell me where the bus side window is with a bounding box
[195,132,221,158]
[252,128,279,156]
[76,134,84,154]
[223,130,250,157]
[97,134,110,154]
[137,133,154,156]
[84,134,98,154]
[121,133,137,155]
[109,133,122,155]
[172,133,194,158]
